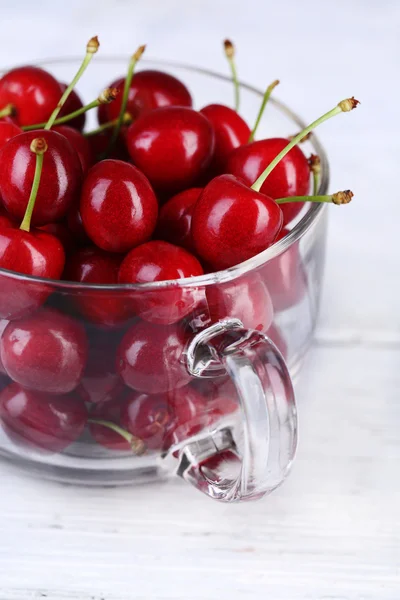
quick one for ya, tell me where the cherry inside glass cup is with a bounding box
[0,58,329,502]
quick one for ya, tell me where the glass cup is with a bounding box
[0,58,329,502]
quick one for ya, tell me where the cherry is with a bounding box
[57,83,86,131]
[261,227,307,311]
[0,319,9,375]
[191,174,283,270]
[54,125,93,174]
[0,129,82,226]
[227,138,310,225]
[117,320,192,394]
[63,246,129,327]
[126,106,215,193]
[0,308,88,394]
[0,119,22,151]
[89,397,132,451]
[86,129,129,162]
[98,69,193,125]
[118,240,204,325]
[206,272,274,332]
[77,329,123,404]
[121,391,175,451]
[80,159,158,253]
[0,219,65,320]
[166,386,208,448]
[199,104,250,173]
[0,382,87,453]
[66,203,90,246]
[156,188,202,252]
[0,66,63,127]
[39,222,76,255]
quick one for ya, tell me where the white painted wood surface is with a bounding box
[0,1,399,598]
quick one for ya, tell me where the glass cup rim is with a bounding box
[0,56,329,291]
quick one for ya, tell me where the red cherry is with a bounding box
[227,138,310,225]
[0,119,22,151]
[0,318,9,375]
[206,272,274,332]
[0,129,82,226]
[57,83,85,131]
[77,329,123,404]
[0,382,87,453]
[98,70,192,124]
[0,220,65,320]
[261,228,307,311]
[0,308,88,394]
[89,397,131,451]
[54,125,93,174]
[156,188,202,252]
[86,129,130,163]
[63,246,129,327]
[66,204,90,246]
[121,391,175,451]
[191,174,283,270]
[200,104,250,173]
[0,66,63,127]
[126,106,215,193]
[80,159,158,253]
[117,320,192,394]
[118,240,204,325]
[39,222,76,255]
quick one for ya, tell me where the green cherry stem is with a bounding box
[251,97,360,192]
[84,112,132,137]
[0,103,16,119]
[20,138,48,232]
[88,418,146,455]
[248,79,280,142]
[308,154,321,195]
[107,44,146,152]
[224,39,240,112]
[22,88,119,131]
[275,190,354,205]
[44,36,100,130]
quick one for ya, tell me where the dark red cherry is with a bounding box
[98,70,192,124]
[0,308,88,394]
[66,203,90,246]
[261,227,307,311]
[0,382,87,453]
[166,386,208,448]
[200,104,250,173]
[126,106,215,193]
[63,246,129,327]
[117,321,192,394]
[86,129,130,163]
[39,222,76,255]
[0,119,22,151]
[89,397,131,451]
[57,83,85,131]
[0,66,62,127]
[227,138,310,225]
[77,329,123,404]
[118,241,204,325]
[206,272,274,332]
[54,125,93,174]
[156,188,202,252]
[121,391,175,451]
[191,174,283,270]
[80,159,158,253]
[0,130,82,226]
[0,220,65,319]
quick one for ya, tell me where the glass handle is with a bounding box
[176,319,297,502]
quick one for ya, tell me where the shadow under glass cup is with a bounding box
[0,58,329,502]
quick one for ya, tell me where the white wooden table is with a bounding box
[0,1,399,598]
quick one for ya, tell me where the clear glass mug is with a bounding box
[0,58,329,502]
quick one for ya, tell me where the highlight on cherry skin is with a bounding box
[0,35,358,499]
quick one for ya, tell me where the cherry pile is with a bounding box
[0,37,357,457]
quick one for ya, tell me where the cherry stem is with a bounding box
[224,39,240,112]
[107,44,145,153]
[88,418,146,455]
[20,138,48,232]
[0,104,16,119]
[44,36,100,130]
[84,112,132,137]
[309,154,321,195]
[22,88,119,131]
[275,190,353,205]
[248,79,280,142]
[251,97,359,192]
